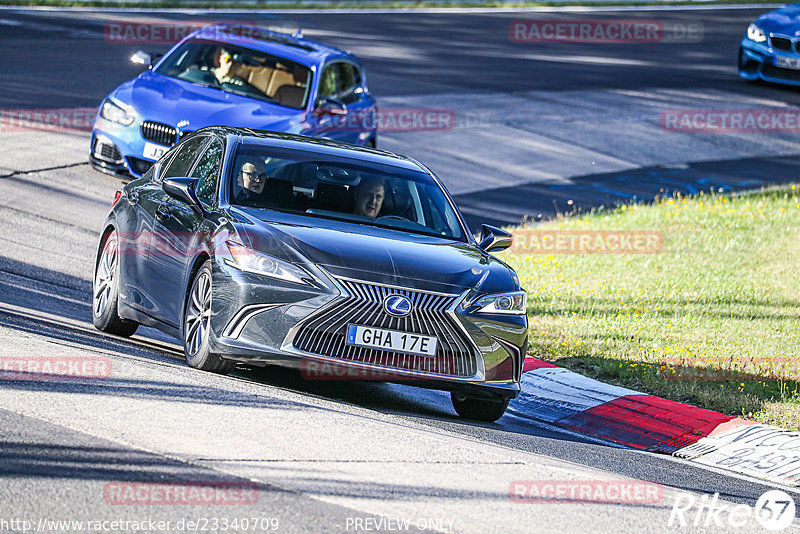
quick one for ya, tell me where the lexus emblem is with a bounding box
[383,294,412,317]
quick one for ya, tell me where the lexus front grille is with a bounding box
[291,277,478,378]
[140,121,177,146]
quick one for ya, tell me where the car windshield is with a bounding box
[154,39,312,109]
[229,145,465,241]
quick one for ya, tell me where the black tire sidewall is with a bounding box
[184,261,214,369]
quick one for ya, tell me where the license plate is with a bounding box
[143,142,168,160]
[776,56,800,70]
[346,324,438,357]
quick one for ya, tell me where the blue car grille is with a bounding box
[292,277,478,378]
[771,36,793,52]
[141,121,178,146]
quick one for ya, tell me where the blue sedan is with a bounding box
[90,24,377,178]
[740,4,800,86]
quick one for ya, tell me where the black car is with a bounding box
[92,127,528,421]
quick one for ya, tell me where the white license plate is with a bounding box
[143,142,168,160]
[346,324,438,357]
[776,56,800,70]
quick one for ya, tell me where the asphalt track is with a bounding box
[1,6,800,533]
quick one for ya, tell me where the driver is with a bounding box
[353,177,385,218]
[234,159,266,204]
[211,47,244,85]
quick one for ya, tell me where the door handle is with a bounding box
[155,205,171,220]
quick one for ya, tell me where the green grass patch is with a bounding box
[498,185,800,430]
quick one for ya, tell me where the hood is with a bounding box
[234,209,517,295]
[112,71,303,133]
[757,5,800,35]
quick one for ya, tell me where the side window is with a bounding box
[339,63,362,105]
[161,136,208,180]
[192,138,224,206]
[318,64,338,99]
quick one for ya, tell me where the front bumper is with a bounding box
[207,259,527,399]
[90,115,182,178]
[739,38,800,86]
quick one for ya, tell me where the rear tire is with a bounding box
[451,393,509,422]
[93,229,138,337]
[183,261,235,375]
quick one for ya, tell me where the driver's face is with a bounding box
[354,182,384,218]
[216,50,233,76]
[239,163,265,194]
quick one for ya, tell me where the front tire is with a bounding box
[451,393,510,422]
[93,229,138,337]
[183,261,235,374]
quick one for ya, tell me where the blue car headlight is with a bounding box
[747,24,767,44]
[225,242,315,286]
[100,99,135,126]
[474,291,527,315]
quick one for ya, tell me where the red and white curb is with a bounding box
[510,357,800,488]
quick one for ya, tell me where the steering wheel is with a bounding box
[377,215,411,223]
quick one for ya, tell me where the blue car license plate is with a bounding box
[776,56,800,70]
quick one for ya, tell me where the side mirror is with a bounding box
[316,97,347,116]
[478,225,513,253]
[162,177,204,216]
[131,50,153,68]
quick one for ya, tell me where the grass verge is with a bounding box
[497,185,800,431]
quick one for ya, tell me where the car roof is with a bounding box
[185,24,355,67]
[197,126,425,172]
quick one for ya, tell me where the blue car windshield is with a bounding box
[154,39,312,109]
[229,145,466,241]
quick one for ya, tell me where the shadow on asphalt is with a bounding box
[457,154,800,231]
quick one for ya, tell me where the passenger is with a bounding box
[234,159,266,204]
[353,177,385,218]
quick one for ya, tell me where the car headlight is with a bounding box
[747,24,767,43]
[224,242,315,286]
[100,99,135,126]
[474,291,527,315]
